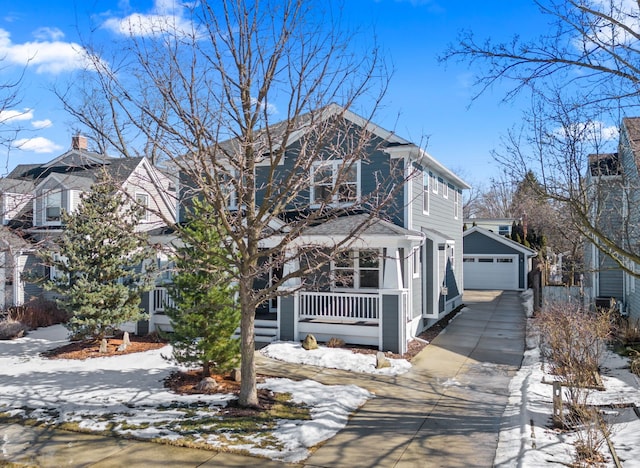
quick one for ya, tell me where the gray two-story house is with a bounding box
[584,117,640,321]
[168,105,469,354]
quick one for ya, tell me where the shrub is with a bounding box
[535,301,613,465]
[536,301,611,390]
[6,298,68,329]
[0,319,29,340]
[326,337,345,348]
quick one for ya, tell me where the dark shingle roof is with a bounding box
[303,213,421,237]
[4,151,141,187]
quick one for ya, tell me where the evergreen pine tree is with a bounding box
[44,175,155,340]
[166,198,240,377]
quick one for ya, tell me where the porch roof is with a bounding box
[289,213,423,248]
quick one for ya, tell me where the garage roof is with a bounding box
[463,226,537,257]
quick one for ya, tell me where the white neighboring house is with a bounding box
[0,136,177,315]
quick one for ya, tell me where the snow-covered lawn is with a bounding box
[0,325,370,463]
[495,331,640,467]
[260,341,412,375]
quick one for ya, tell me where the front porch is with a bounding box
[146,286,411,353]
[284,289,409,353]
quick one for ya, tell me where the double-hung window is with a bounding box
[44,190,62,224]
[135,193,149,221]
[332,249,380,289]
[311,160,360,206]
[218,169,238,209]
[422,171,429,214]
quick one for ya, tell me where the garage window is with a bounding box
[463,258,475,263]
[479,258,494,263]
[497,258,513,263]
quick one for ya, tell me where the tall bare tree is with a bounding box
[442,0,640,274]
[59,0,400,407]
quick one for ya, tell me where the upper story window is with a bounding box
[311,160,360,206]
[135,193,150,221]
[44,190,62,224]
[498,225,510,236]
[332,249,380,289]
[454,188,459,219]
[431,173,437,193]
[422,171,430,214]
[442,179,449,198]
[218,169,238,209]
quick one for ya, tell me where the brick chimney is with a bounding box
[71,135,88,151]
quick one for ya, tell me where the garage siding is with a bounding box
[463,230,527,289]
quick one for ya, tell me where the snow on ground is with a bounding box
[0,325,370,463]
[495,312,640,467]
[260,341,411,375]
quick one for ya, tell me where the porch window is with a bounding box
[44,190,62,224]
[311,160,360,206]
[422,171,429,214]
[332,249,380,289]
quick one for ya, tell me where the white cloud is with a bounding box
[0,28,101,74]
[0,108,34,124]
[12,137,63,153]
[251,97,278,116]
[555,120,619,143]
[32,27,65,41]
[574,0,640,51]
[102,0,198,38]
[32,119,52,129]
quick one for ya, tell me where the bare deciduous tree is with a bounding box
[60,0,403,407]
[442,0,640,275]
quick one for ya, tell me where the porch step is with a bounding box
[234,319,279,344]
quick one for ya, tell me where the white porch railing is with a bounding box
[152,287,174,314]
[299,291,380,323]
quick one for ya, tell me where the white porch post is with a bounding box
[278,251,301,342]
[281,253,301,289]
[383,249,403,289]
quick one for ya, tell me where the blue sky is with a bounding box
[0,0,552,186]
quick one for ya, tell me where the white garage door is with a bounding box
[463,255,519,290]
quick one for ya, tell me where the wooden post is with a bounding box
[552,381,563,427]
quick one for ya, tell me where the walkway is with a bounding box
[0,290,526,467]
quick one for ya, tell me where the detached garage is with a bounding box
[463,226,536,291]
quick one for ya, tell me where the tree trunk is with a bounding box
[238,279,258,407]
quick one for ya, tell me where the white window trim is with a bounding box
[218,168,239,209]
[310,160,361,207]
[135,192,150,221]
[412,246,421,278]
[445,241,456,270]
[431,173,438,193]
[331,248,381,290]
[454,189,459,219]
[43,189,63,226]
[422,171,430,214]
[442,179,449,199]
[50,253,68,281]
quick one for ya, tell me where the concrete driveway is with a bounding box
[295,289,527,467]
